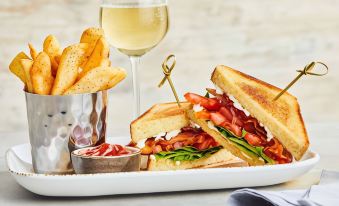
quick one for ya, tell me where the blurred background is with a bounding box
[0,0,338,135]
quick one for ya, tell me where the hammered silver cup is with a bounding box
[25,91,108,174]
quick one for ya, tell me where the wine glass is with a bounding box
[100,0,169,118]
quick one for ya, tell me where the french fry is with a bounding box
[99,58,111,67]
[80,27,104,58]
[9,27,122,96]
[28,43,38,60]
[63,66,126,95]
[51,43,88,95]
[43,35,62,76]
[31,52,54,95]
[78,37,109,79]
[9,52,30,83]
[55,55,61,64]
[20,59,34,93]
[100,67,127,90]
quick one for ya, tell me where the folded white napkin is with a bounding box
[227,170,339,206]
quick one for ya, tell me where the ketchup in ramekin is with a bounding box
[71,143,140,174]
[78,143,133,157]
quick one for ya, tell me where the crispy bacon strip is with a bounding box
[185,90,293,164]
[140,127,219,155]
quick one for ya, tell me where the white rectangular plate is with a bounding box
[6,137,319,197]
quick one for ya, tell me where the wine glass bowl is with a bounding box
[100,0,169,117]
[100,3,168,56]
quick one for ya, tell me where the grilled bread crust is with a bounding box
[147,148,244,171]
[130,102,191,143]
[211,65,309,160]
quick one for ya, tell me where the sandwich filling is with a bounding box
[184,89,292,164]
[139,126,223,162]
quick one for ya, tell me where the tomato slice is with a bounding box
[222,122,242,137]
[210,112,227,125]
[207,98,222,111]
[195,111,211,119]
[184,93,208,104]
[244,132,264,146]
[219,106,233,122]
[184,93,221,111]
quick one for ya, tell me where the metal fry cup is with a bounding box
[25,90,108,174]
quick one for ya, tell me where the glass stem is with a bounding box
[129,56,141,119]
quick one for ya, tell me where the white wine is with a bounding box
[100,4,169,56]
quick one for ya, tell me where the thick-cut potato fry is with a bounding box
[8,27,122,96]
[55,55,61,64]
[9,52,30,83]
[80,27,104,58]
[100,67,127,90]
[51,43,88,95]
[99,58,111,67]
[43,35,62,76]
[63,66,126,95]
[20,59,34,93]
[31,52,54,95]
[28,43,38,60]
[78,37,109,79]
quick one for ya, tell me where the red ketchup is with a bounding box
[78,143,132,157]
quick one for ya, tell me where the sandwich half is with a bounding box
[130,102,245,171]
[184,65,309,166]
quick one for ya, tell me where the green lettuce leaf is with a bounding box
[216,125,237,137]
[215,126,275,164]
[154,146,223,161]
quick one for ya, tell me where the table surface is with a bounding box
[0,122,338,206]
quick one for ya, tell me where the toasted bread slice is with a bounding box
[211,65,309,160]
[187,110,265,166]
[148,148,246,171]
[131,102,243,170]
[130,102,191,143]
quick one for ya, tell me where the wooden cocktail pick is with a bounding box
[273,61,328,101]
[158,54,181,107]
